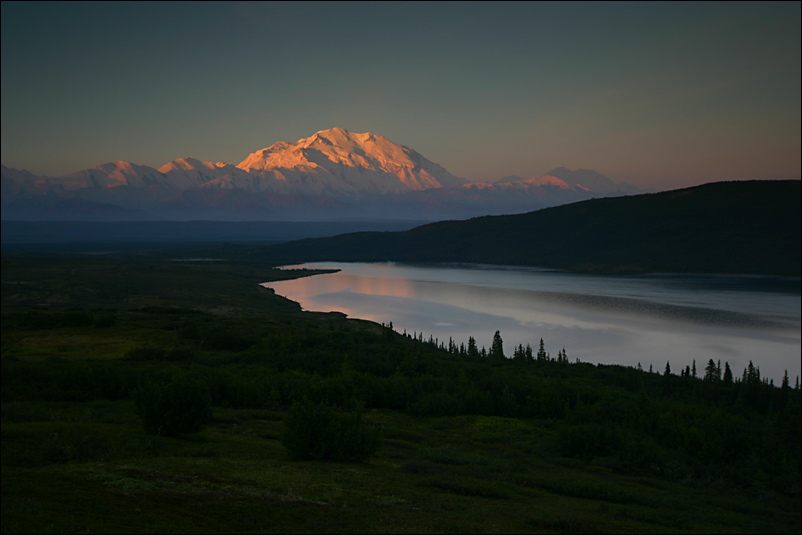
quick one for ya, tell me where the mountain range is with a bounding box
[2,127,639,221]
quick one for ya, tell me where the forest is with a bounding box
[2,253,800,533]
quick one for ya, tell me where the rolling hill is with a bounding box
[260,180,801,276]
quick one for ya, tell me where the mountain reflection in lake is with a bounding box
[262,263,801,383]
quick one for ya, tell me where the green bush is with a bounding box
[124,346,194,362]
[61,310,93,327]
[125,346,168,361]
[558,423,622,459]
[92,312,117,327]
[202,326,255,351]
[43,425,110,464]
[134,378,212,436]
[282,399,378,462]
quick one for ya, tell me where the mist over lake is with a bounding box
[263,262,801,383]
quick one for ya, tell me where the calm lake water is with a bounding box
[262,262,801,383]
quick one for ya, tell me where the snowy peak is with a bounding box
[517,175,574,189]
[158,157,251,190]
[3,128,466,201]
[1,164,42,182]
[60,161,166,189]
[159,157,219,173]
[490,175,573,189]
[544,167,635,194]
[237,127,468,193]
[1,165,47,197]
[489,169,639,195]
[493,175,527,184]
[2,132,643,221]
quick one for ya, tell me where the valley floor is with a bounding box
[2,255,799,534]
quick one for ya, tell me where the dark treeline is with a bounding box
[3,306,799,496]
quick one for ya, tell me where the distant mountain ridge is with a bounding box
[2,128,639,221]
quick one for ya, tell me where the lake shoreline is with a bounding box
[263,261,801,383]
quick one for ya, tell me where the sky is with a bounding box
[2,1,800,190]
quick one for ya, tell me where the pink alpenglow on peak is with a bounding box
[236,128,468,194]
[56,161,166,190]
[1,128,641,221]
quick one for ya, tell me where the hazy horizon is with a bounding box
[2,2,799,191]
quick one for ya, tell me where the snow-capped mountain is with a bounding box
[492,174,576,190]
[1,129,640,221]
[541,167,640,195]
[236,127,467,197]
[158,158,250,190]
[355,170,626,220]
[493,168,639,195]
[59,161,171,191]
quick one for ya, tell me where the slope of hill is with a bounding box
[262,180,801,276]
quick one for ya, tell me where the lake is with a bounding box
[262,262,801,383]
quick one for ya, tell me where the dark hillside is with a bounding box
[264,180,801,276]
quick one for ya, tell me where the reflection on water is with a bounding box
[262,262,801,383]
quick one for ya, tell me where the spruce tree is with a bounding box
[723,362,733,384]
[490,330,505,359]
[467,336,479,358]
[537,338,547,362]
[704,359,718,382]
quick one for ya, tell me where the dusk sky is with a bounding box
[2,1,799,190]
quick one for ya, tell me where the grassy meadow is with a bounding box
[1,254,799,533]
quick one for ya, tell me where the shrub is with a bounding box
[22,310,60,329]
[282,399,378,462]
[558,423,622,459]
[124,346,194,362]
[410,390,462,417]
[134,378,212,436]
[125,346,167,361]
[61,310,93,327]
[202,326,255,351]
[43,425,110,464]
[92,312,117,327]
[422,475,509,499]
